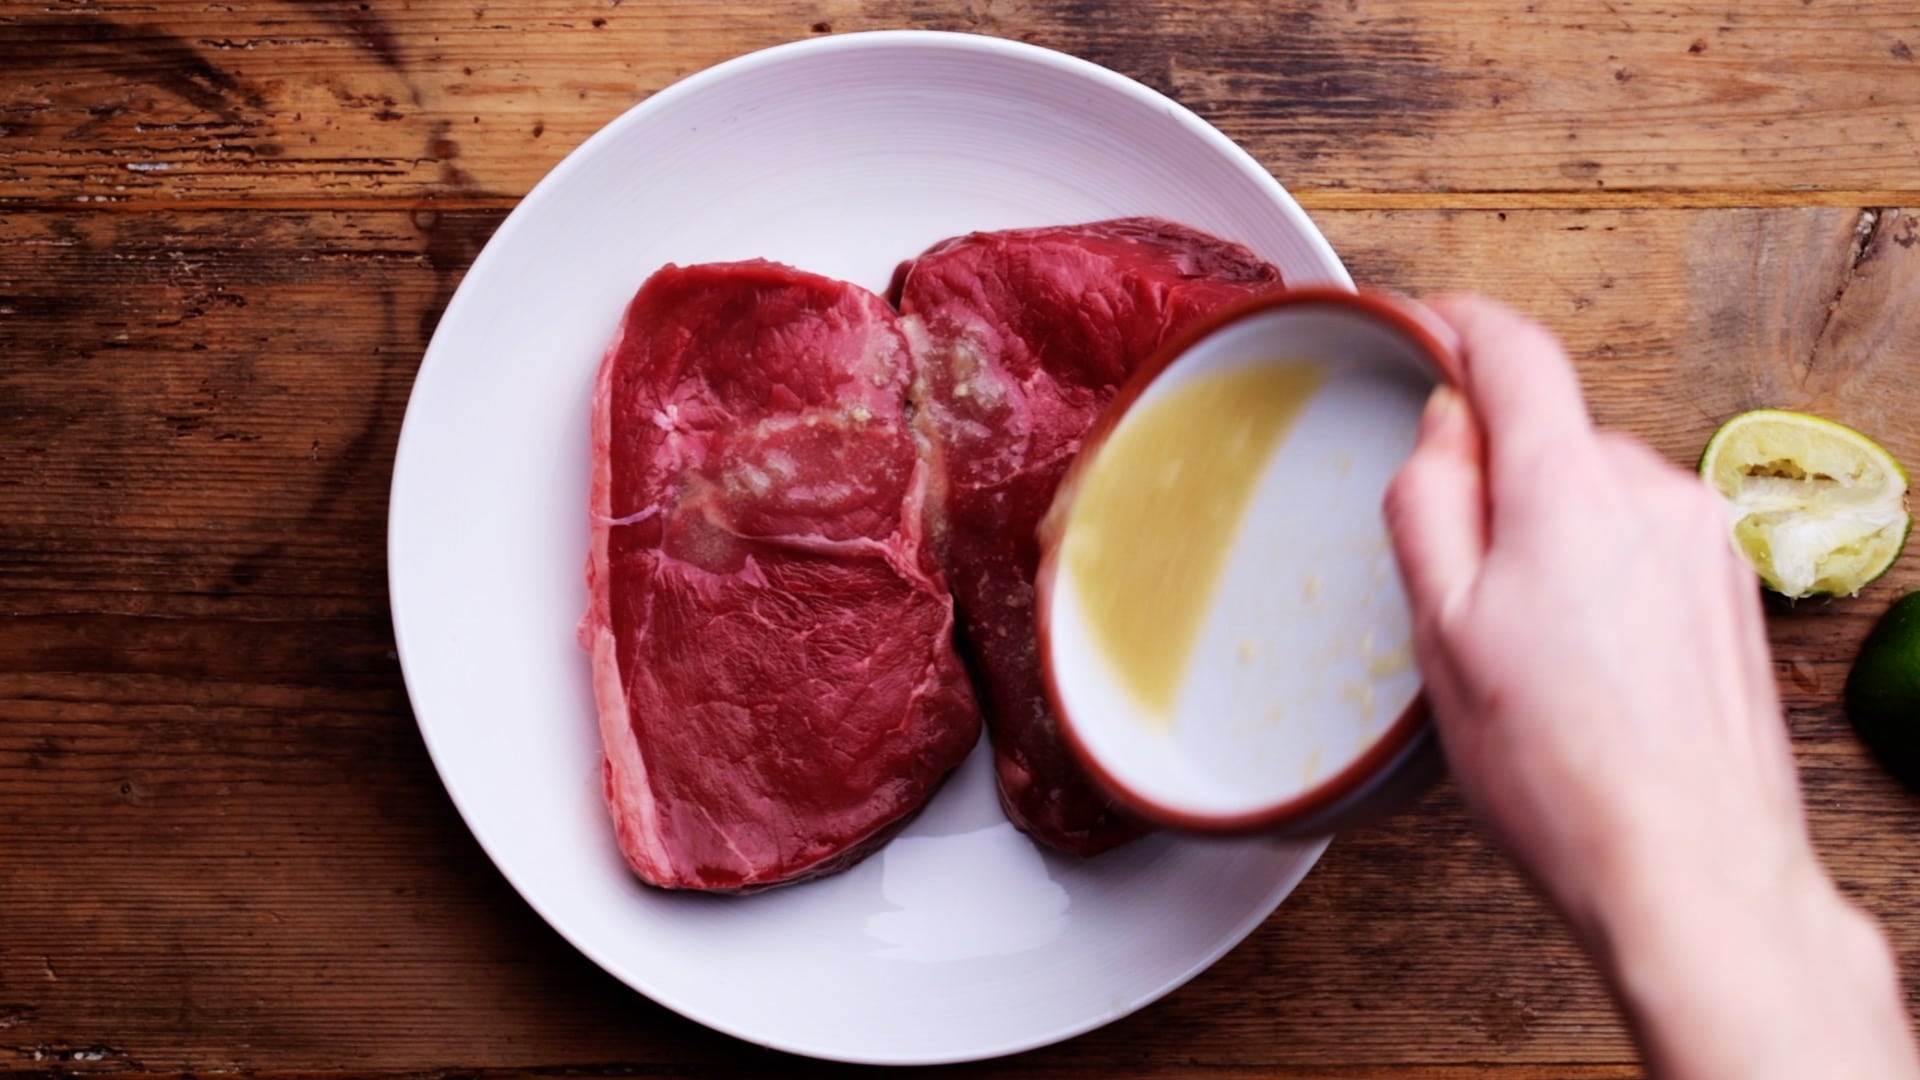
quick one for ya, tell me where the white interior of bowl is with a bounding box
[1048,305,1435,821]
[389,30,1352,1065]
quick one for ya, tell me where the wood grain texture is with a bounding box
[3,0,1920,205]
[8,0,1920,1073]
[4,205,1919,1075]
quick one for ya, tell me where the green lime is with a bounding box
[1699,409,1911,599]
[1847,591,1920,791]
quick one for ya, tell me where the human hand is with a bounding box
[1382,295,1916,1080]
[1383,294,1800,928]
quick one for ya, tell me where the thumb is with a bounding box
[1383,384,1488,623]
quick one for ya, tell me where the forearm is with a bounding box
[1585,842,1918,1080]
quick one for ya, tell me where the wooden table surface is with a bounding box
[5,2,1920,1076]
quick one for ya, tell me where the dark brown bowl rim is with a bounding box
[1035,286,1456,836]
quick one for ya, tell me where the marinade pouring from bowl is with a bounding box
[1036,289,1459,838]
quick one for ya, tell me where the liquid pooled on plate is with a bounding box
[1062,361,1326,715]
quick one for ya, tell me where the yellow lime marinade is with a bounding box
[1062,361,1325,715]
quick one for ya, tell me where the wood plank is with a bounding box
[3,205,1918,1074]
[3,0,1919,205]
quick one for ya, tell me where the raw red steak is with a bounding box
[895,218,1282,856]
[581,260,981,891]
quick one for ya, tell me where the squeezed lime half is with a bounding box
[1699,409,1911,599]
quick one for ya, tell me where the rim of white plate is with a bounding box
[388,28,1345,1064]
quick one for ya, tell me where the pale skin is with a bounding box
[1382,295,1920,1080]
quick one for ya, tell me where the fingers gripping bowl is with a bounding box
[1039,291,1454,835]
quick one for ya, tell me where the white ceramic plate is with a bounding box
[389,30,1351,1065]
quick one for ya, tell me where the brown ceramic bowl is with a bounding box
[1036,289,1457,837]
